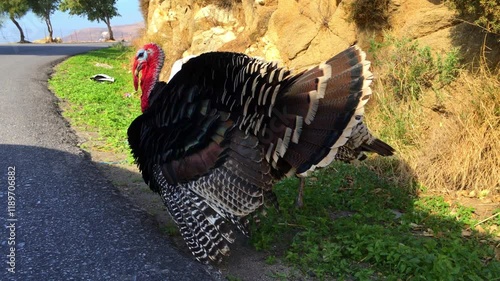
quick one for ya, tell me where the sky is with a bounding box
[0,0,144,43]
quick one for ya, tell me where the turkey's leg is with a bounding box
[296,177,305,208]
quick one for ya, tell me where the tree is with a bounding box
[60,0,119,41]
[0,13,4,28]
[28,0,60,42]
[0,0,30,43]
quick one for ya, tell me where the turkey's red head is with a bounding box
[133,43,164,112]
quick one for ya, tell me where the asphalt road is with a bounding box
[0,44,218,280]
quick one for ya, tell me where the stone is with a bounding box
[188,27,237,55]
[267,0,319,61]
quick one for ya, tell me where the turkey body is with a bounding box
[128,44,394,263]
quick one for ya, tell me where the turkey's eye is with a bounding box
[136,49,147,60]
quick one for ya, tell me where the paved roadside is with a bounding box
[0,44,218,280]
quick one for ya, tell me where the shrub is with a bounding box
[349,0,392,30]
[447,0,500,34]
[370,36,460,101]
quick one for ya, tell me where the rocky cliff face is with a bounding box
[144,0,356,76]
[140,0,491,79]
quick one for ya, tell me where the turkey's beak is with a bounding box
[133,60,143,91]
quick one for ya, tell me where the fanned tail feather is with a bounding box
[268,45,379,177]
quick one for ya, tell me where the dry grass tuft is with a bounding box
[365,37,500,196]
[196,0,240,10]
[414,69,500,193]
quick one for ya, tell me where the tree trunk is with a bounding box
[10,16,26,43]
[44,13,54,42]
[105,16,114,41]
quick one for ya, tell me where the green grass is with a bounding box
[50,44,500,280]
[251,162,500,280]
[49,43,140,157]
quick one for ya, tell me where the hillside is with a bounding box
[137,0,498,77]
[116,0,499,279]
[62,22,144,42]
[134,0,499,196]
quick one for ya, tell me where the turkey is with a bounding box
[128,43,394,263]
